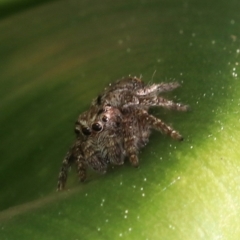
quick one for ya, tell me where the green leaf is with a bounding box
[1,0,240,239]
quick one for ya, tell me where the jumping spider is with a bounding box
[57,77,189,190]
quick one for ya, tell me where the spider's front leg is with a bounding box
[57,138,86,191]
[82,140,108,174]
[76,155,87,182]
[102,138,125,165]
[57,147,76,191]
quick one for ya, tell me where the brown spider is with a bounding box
[57,77,189,190]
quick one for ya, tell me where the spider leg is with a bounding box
[123,95,188,111]
[126,138,139,167]
[122,121,139,167]
[103,140,125,165]
[138,110,183,141]
[83,141,108,173]
[87,154,108,173]
[98,127,125,165]
[57,146,76,191]
[139,96,189,111]
[76,155,87,182]
[136,82,180,95]
[152,116,183,140]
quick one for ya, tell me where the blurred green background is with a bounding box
[0,0,240,239]
[0,0,59,19]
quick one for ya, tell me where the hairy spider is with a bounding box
[57,77,189,190]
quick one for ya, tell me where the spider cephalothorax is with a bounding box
[57,77,189,190]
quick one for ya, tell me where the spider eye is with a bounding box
[92,122,103,132]
[81,127,91,136]
[102,115,109,122]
